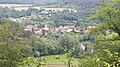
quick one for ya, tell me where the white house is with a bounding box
[24,25,33,31]
[80,44,85,51]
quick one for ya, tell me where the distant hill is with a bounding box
[0,0,112,5]
[0,0,42,4]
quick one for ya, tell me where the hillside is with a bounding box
[0,0,111,5]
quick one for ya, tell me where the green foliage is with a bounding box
[0,19,31,67]
[40,54,79,65]
[79,45,120,67]
[90,0,120,36]
[34,38,64,55]
[100,49,120,67]
[62,53,74,67]
[79,57,104,67]
[47,39,64,54]
[70,45,82,58]
[20,57,46,67]
[58,34,79,50]
[34,38,49,55]
[0,7,26,18]
[80,39,120,67]
[80,0,120,67]
[96,32,120,41]
[0,7,43,18]
[34,51,40,58]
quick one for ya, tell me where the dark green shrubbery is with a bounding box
[34,51,40,58]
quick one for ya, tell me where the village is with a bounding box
[24,24,96,34]
[9,7,96,36]
[9,16,96,35]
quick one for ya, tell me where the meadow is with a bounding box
[42,54,79,64]
[42,54,79,67]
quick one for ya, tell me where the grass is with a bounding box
[42,54,80,65]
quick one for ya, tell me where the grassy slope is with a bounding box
[42,54,80,65]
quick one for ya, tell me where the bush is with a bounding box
[34,51,40,58]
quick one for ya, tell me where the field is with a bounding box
[15,7,77,12]
[0,4,32,8]
[42,54,79,67]
[0,4,77,12]
[34,6,77,12]
[15,7,29,11]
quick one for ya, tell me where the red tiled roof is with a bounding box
[34,28,44,31]
[63,25,75,29]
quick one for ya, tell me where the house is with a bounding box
[74,29,80,33]
[20,17,27,20]
[88,26,96,29]
[34,28,44,34]
[44,25,49,31]
[40,11,49,14]
[60,25,75,32]
[34,25,49,34]
[9,18,21,23]
[24,25,34,31]
[83,26,96,33]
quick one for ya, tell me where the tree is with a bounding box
[79,41,120,67]
[86,0,120,66]
[0,19,31,67]
[21,57,46,67]
[90,0,120,37]
[79,0,120,67]
[58,34,79,51]
[35,38,64,55]
[63,52,74,67]
[34,39,48,55]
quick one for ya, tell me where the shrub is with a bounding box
[34,51,40,58]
